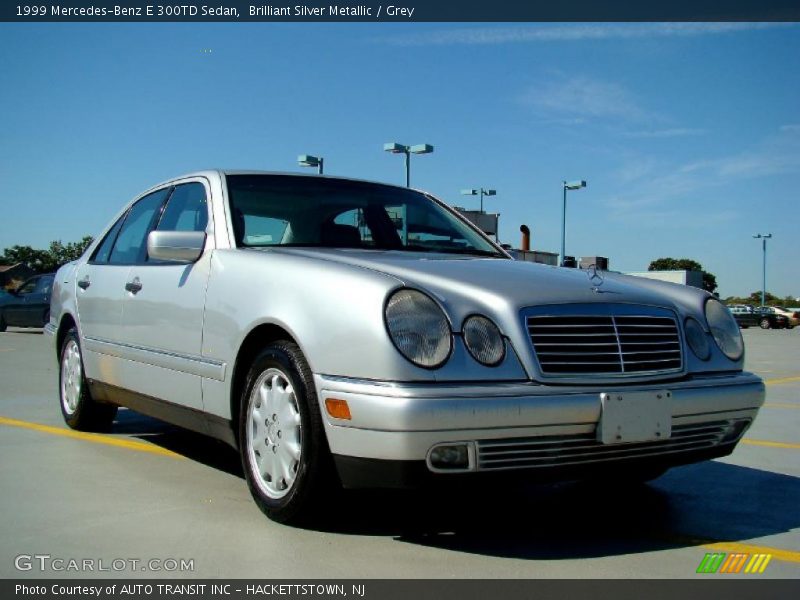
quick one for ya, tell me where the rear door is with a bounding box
[75,188,170,382]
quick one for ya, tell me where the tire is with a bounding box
[59,327,117,431]
[0,313,6,332]
[760,318,771,330]
[239,340,335,524]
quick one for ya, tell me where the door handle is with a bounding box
[125,278,143,294]
[77,277,91,290]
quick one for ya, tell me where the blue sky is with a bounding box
[1,22,798,298]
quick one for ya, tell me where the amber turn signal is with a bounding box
[325,398,352,420]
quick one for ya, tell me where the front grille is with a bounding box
[527,313,682,377]
[477,420,747,471]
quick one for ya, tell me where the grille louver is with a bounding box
[527,312,682,377]
[477,420,746,471]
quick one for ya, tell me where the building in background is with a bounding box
[626,270,704,289]
[509,248,559,266]
[454,207,499,241]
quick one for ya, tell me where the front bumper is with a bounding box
[315,371,765,488]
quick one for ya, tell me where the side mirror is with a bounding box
[147,231,206,264]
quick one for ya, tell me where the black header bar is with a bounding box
[3,0,800,22]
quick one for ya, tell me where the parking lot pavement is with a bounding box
[0,327,798,579]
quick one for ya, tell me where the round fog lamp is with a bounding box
[429,444,470,470]
[684,317,710,360]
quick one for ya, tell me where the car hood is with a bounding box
[262,248,687,312]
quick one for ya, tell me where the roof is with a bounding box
[142,169,425,196]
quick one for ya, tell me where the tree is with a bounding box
[1,236,93,274]
[648,257,718,294]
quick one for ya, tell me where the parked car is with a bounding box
[753,307,790,330]
[0,274,54,331]
[768,307,799,329]
[48,171,765,523]
[727,304,759,329]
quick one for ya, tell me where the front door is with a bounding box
[113,180,213,411]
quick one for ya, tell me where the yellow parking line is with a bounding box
[765,376,800,386]
[765,402,800,409]
[0,348,14,352]
[0,415,183,459]
[741,439,800,450]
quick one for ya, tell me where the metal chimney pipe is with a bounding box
[520,225,530,251]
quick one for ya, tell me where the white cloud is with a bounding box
[606,128,800,217]
[520,76,650,122]
[780,124,800,133]
[379,23,792,47]
[624,128,707,138]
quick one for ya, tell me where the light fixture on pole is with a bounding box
[298,154,324,174]
[561,180,587,267]
[460,188,497,213]
[753,233,772,307]
[383,142,433,187]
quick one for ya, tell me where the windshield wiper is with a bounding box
[401,245,504,258]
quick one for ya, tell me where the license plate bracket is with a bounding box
[597,390,672,445]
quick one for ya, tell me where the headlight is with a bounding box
[705,299,744,361]
[385,289,452,368]
[684,317,710,360]
[463,315,505,366]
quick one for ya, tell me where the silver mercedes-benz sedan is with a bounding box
[47,170,764,523]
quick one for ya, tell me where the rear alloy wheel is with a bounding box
[240,341,334,523]
[59,327,117,431]
[760,318,771,330]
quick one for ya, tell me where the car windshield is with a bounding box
[226,174,505,257]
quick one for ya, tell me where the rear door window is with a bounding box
[91,214,126,264]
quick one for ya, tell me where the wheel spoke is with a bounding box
[251,432,268,456]
[277,446,295,488]
[284,439,301,460]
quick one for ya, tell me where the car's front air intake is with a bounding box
[477,419,748,471]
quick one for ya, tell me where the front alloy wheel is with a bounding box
[239,341,335,523]
[246,368,303,499]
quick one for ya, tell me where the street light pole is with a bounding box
[460,188,496,213]
[384,142,434,188]
[560,180,587,267]
[298,154,324,174]
[753,233,773,307]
